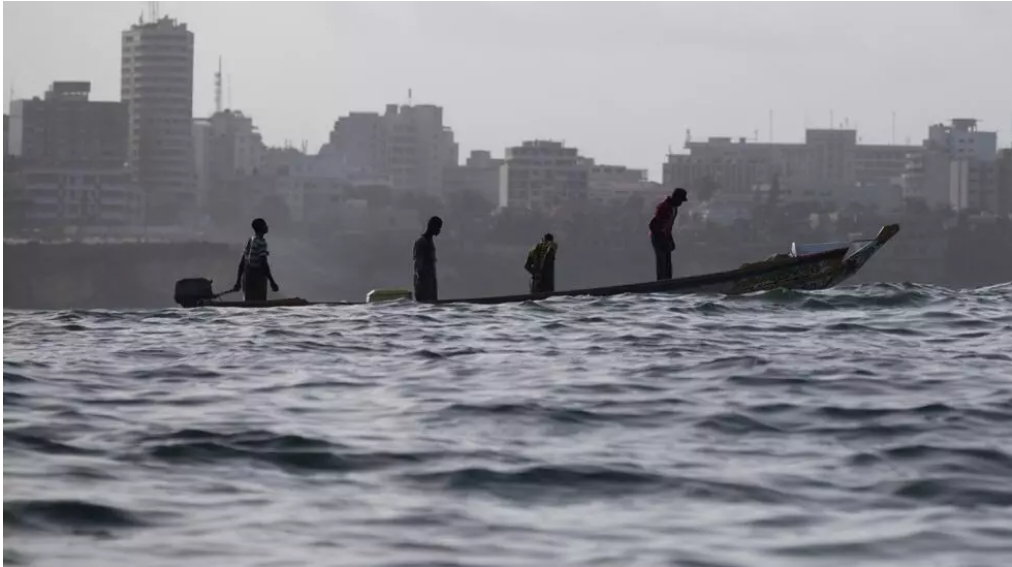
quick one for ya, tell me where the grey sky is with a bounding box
[5,1,1011,179]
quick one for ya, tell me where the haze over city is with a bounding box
[6,1,1012,179]
[4,0,1012,309]
[6,6,1012,567]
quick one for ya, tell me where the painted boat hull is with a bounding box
[189,224,899,309]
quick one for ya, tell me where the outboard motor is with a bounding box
[174,278,216,307]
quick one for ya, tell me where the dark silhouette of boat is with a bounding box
[174,224,899,309]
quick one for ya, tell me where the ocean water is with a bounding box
[5,283,1012,567]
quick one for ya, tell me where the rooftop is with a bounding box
[128,16,188,32]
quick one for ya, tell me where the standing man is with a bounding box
[232,217,280,302]
[524,233,558,293]
[413,216,443,302]
[649,187,688,280]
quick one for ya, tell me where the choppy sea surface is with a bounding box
[5,283,1012,567]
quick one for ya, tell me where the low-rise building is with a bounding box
[587,161,666,211]
[444,150,503,207]
[855,144,923,186]
[902,119,1000,213]
[499,140,589,213]
[926,118,997,161]
[665,129,922,212]
[664,137,801,196]
[4,167,141,229]
[272,152,396,226]
[997,149,1012,217]
[5,82,137,232]
[7,81,128,169]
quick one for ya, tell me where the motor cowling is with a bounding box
[174,278,215,307]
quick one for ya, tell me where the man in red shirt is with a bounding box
[649,187,688,280]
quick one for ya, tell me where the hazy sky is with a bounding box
[5,1,1011,179]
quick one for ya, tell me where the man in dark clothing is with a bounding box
[649,187,688,280]
[413,216,443,302]
[524,233,558,293]
[232,217,280,301]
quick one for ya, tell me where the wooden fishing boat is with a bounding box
[174,224,899,308]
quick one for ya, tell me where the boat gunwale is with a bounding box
[436,245,852,305]
[195,247,847,309]
[188,224,899,309]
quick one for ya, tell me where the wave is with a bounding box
[848,444,1012,477]
[5,281,1012,565]
[878,476,1012,508]
[407,464,794,504]
[138,428,438,472]
[3,371,36,384]
[414,347,486,359]
[729,282,946,311]
[695,412,785,434]
[685,401,1012,442]
[5,428,97,456]
[4,499,153,535]
[3,548,29,565]
[125,364,224,380]
[442,401,614,425]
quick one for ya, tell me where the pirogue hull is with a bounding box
[182,224,899,309]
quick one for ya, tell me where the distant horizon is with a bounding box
[5,2,1012,179]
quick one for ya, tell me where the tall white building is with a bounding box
[325,104,458,195]
[121,16,195,226]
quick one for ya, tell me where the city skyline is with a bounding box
[5,2,1012,180]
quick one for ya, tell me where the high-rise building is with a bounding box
[121,16,195,225]
[7,82,128,169]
